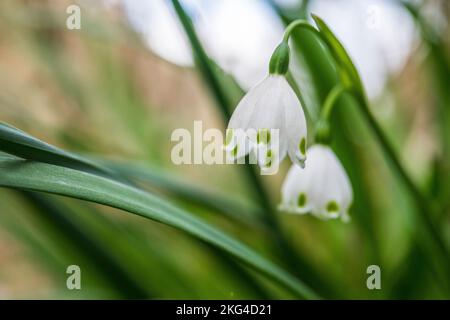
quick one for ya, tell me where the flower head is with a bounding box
[279,145,353,222]
[225,75,307,170]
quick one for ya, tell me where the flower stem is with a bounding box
[171,0,329,297]
[320,84,347,120]
[318,83,449,276]
[270,19,322,75]
[283,19,321,42]
[315,84,347,144]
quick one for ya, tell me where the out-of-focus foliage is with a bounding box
[0,0,448,299]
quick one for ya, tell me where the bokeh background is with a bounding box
[0,0,449,299]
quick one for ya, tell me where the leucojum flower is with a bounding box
[225,42,308,172]
[279,144,353,222]
[225,19,353,221]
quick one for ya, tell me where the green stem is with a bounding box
[270,19,322,75]
[321,85,449,261]
[317,84,449,277]
[315,84,347,144]
[283,19,321,42]
[307,12,449,273]
[320,84,346,120]
[171,0,330,297]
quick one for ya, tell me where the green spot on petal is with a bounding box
[257,129,271,144]
[299,137,306,156]
[263,149,273,167]
[326,201,339,213]
[231,144,238,157]
[297,193,306,207]
[225,129,234,146]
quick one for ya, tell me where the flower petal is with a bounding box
[279,77,308,167]
[228,76,277,130]
[280,160,314,214]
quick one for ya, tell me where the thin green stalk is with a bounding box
[352,93,449,293]
[319,83,449,284]
[313,82,449,290]
[310,14,449,276]
[355,93,449,262]
[320,84,346,121]
[327,86,448,261]
[170,0,331,296]
[283,19,321,42]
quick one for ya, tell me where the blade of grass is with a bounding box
[0,121,276,299]
[0,123,263,229]
[169,0,272,212]
[101,160,263,228]
[0,123,111,177]
[170,0,331,297]
[311,14,449,285]
[0,124,295,297]
[0,154,319,299]
[313,14,449,248]
[272,4,449,297]
[24,194,264,298]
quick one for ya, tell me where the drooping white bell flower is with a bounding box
[279,144,353,222]
[224,41,308,171]
[225,74,308,170]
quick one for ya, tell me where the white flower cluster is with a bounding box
[225,43,353,221]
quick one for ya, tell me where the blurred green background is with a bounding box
[0,0,449,299]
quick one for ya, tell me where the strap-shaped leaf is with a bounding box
[311,15,449,274]
[311,14,363,93]
[103,160,262,228]
[0,123,110,177]
[0,123,261,227]
[0,154,319,299]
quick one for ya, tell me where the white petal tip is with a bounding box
[277,203,309,215]
[288,152,306,169]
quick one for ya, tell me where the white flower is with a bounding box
[279,145,353,222]
[225,75,307,169]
